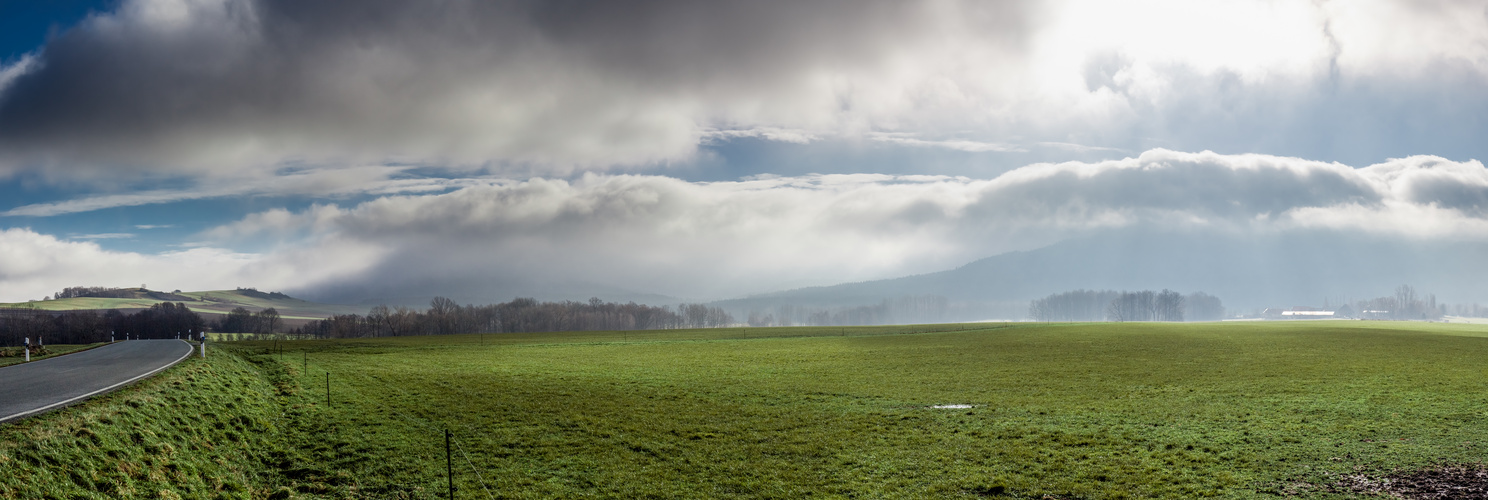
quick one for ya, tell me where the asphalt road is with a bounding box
[0,340,194,424]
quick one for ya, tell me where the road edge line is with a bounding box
[0,340,196,424]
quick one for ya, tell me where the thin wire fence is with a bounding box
[307,355,500,500]
[238,324,1026,498]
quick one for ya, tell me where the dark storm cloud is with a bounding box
[0,0,1033,178]
[2,0,1486,182]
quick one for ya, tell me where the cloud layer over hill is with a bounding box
[3,149,1485,304]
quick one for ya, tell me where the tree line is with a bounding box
[1029,289,1225,322]
[743,295,951,327]
[214,307,284,334]
[49,286,194,301]
[279,297,734,339]
[53,286,136,299]
[0,302,206,346]
[1351,285,1444,320]
[1448,303,1488,318]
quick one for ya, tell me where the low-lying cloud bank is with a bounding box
[0,227,382,302]
[3,150,1485,303]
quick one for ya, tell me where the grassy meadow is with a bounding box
[5,321,1488,498]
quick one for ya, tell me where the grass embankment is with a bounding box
[0,343,105,367]
[6,322,1488,498]
[0,345,362,499]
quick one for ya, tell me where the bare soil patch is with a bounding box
[1331,464,1488,499]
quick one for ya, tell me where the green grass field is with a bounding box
[5,321,1488,498]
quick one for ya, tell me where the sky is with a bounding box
[0,0,1486,305]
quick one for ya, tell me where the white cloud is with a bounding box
[868,133,1026,153]
[0,53,38,94]
[176,149,1488,302]
[1324,0,1488,78]
[0,227,383,302]
[701,127,820,145]
[4,149,1485,303]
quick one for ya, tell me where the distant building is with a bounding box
[1264,306,1340,319]
[1281,309,1335,318]
[1334,304,1355,318]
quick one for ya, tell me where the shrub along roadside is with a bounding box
[0,346,359,499]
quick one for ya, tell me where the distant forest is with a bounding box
[741,295,954,327]
[51,286,195,302]
[1029,290,1225,322]
[214,307,285,334]
[0,302,205,347]
[1350,285,1445,320]
[275,297,734,339]
[233,287,294,300]
[53,286,137,299]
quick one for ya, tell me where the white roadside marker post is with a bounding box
[200,331,206,358]
[23,337,30,362]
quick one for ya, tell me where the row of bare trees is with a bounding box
[214,307,283,334]
[289,297,734,338]
[1448,303,1488,318]
[1029,289,1225,322]
[744,295,951,327]
[1352,285,1444,320]
[1105,290,1186,322]
[0,302,206,346]
[53,286,133,299]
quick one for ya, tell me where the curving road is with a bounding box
[0,340,194,424]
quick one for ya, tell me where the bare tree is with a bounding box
[1155,289,1185,322]
[1185,292,1225,321]
[1395,285,1418,320]
[1107,291,1156,322]
[428,296,458,334]
[368,305,391,336]
[1031,290,1121,321]
[254,308,282,335]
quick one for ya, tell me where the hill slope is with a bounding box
[718,230,1488,318]
[1,288,367,320]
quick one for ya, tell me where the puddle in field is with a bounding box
[930,404,974,409]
